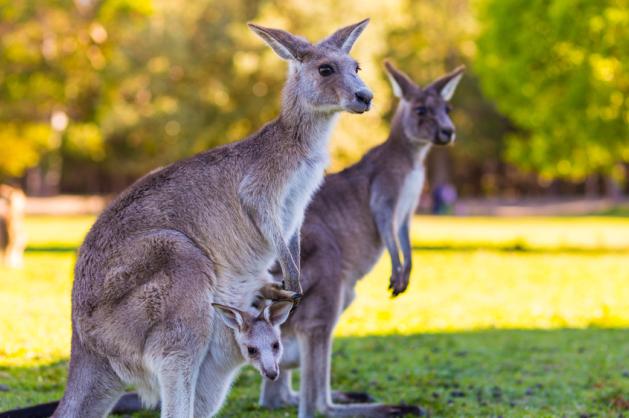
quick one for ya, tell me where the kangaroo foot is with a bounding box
[332,390,375,404]
[260,392,299,409]
[112,392,149,414]
[377,404,425,417]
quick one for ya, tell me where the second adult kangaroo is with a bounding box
[260,61,465,418]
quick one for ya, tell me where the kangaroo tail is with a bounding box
[0,393,145,418]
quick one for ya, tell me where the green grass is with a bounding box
[1,215,629,416]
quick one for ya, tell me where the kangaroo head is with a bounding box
[385,61,464,146]
[212,301,293,381]
[248,19,373,114]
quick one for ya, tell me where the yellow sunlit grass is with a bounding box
[1,215,628,370]
[337,250,629,336]
[410,215,629,250]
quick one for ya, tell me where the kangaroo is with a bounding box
[52,19,372,418]
[257,61,465,418]
[0,184,26,268]
[1,300,294,418]
[184,300,295,417]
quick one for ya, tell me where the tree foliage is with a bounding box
[475,0,629,181]
[2,0,624,194]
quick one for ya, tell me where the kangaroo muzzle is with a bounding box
[263,366,279,381]
[347,87,373,114]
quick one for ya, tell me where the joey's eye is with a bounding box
[415,106,428,116]
[355,64,361,73]
[272,341,280,351]
[318,64,334,77]
[445,105,453,114]
[247,346,258,356]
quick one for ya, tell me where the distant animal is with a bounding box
[0,184,26,268]
[52,19,372,418]
[0,298,294,418]
[258,61,465,418]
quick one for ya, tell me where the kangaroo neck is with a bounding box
[386,102,432,166]
[275,90,339,156]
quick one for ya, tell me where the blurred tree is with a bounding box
[375,0,513,197]
[0,0,150,192]
[92,0,273,189]
[475,0,629,188]
[5,0,621,198]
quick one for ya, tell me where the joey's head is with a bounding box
[385,61,464,146]
[212,301,293,381]
[248,19,373,115]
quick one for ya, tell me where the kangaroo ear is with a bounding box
[384,60,417,100]
[319,18,369,53]
[263,301,293,326]
[429,65,465,101]
[248,23,311,61]
[212,303,245,331]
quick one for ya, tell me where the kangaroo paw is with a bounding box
[259,282,300,302]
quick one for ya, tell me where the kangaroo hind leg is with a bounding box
[53,337,124,418]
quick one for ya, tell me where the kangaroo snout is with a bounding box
[436,127,455,145]
[355,89,373,106]
[263,367,279,381]
[349,88,373,113]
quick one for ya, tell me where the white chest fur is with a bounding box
[281,153,327,238]
[280,116,336,238]
[394,166,425,229]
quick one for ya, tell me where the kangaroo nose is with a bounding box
[440,128,454,139]
[355,89,373,106]
[265,370,278,381]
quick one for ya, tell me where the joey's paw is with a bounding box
[379,404,425,417]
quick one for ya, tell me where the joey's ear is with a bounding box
[262,301,293,326]
[384,60,417,99]
[319,18,369,53]
[429,65,465,101]
[212,303,245,331]
[248,23,312,61]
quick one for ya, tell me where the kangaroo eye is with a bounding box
[355,64,361,73]
[416,106,428,116]
[272,341,280,351]
[318,64,335,77]
[247,346,258,356]
[445,105,452,114]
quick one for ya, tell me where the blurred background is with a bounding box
[1,0,629,416]
[1,0,628,201]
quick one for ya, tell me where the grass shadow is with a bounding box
[411,243,629,254]
[24,244,629,256]
[2,329,629,417]
[25,246,77,253]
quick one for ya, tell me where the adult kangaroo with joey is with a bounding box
[52,19,372,418]
[1,299,294,418]
[258,61,465,418]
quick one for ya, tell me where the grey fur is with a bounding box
[53,20,372,418]
[259,62,464,418]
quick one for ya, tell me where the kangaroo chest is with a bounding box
[394,166,425,229]
[281,154,327,238]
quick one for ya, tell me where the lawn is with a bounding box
[1,215,629,417]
